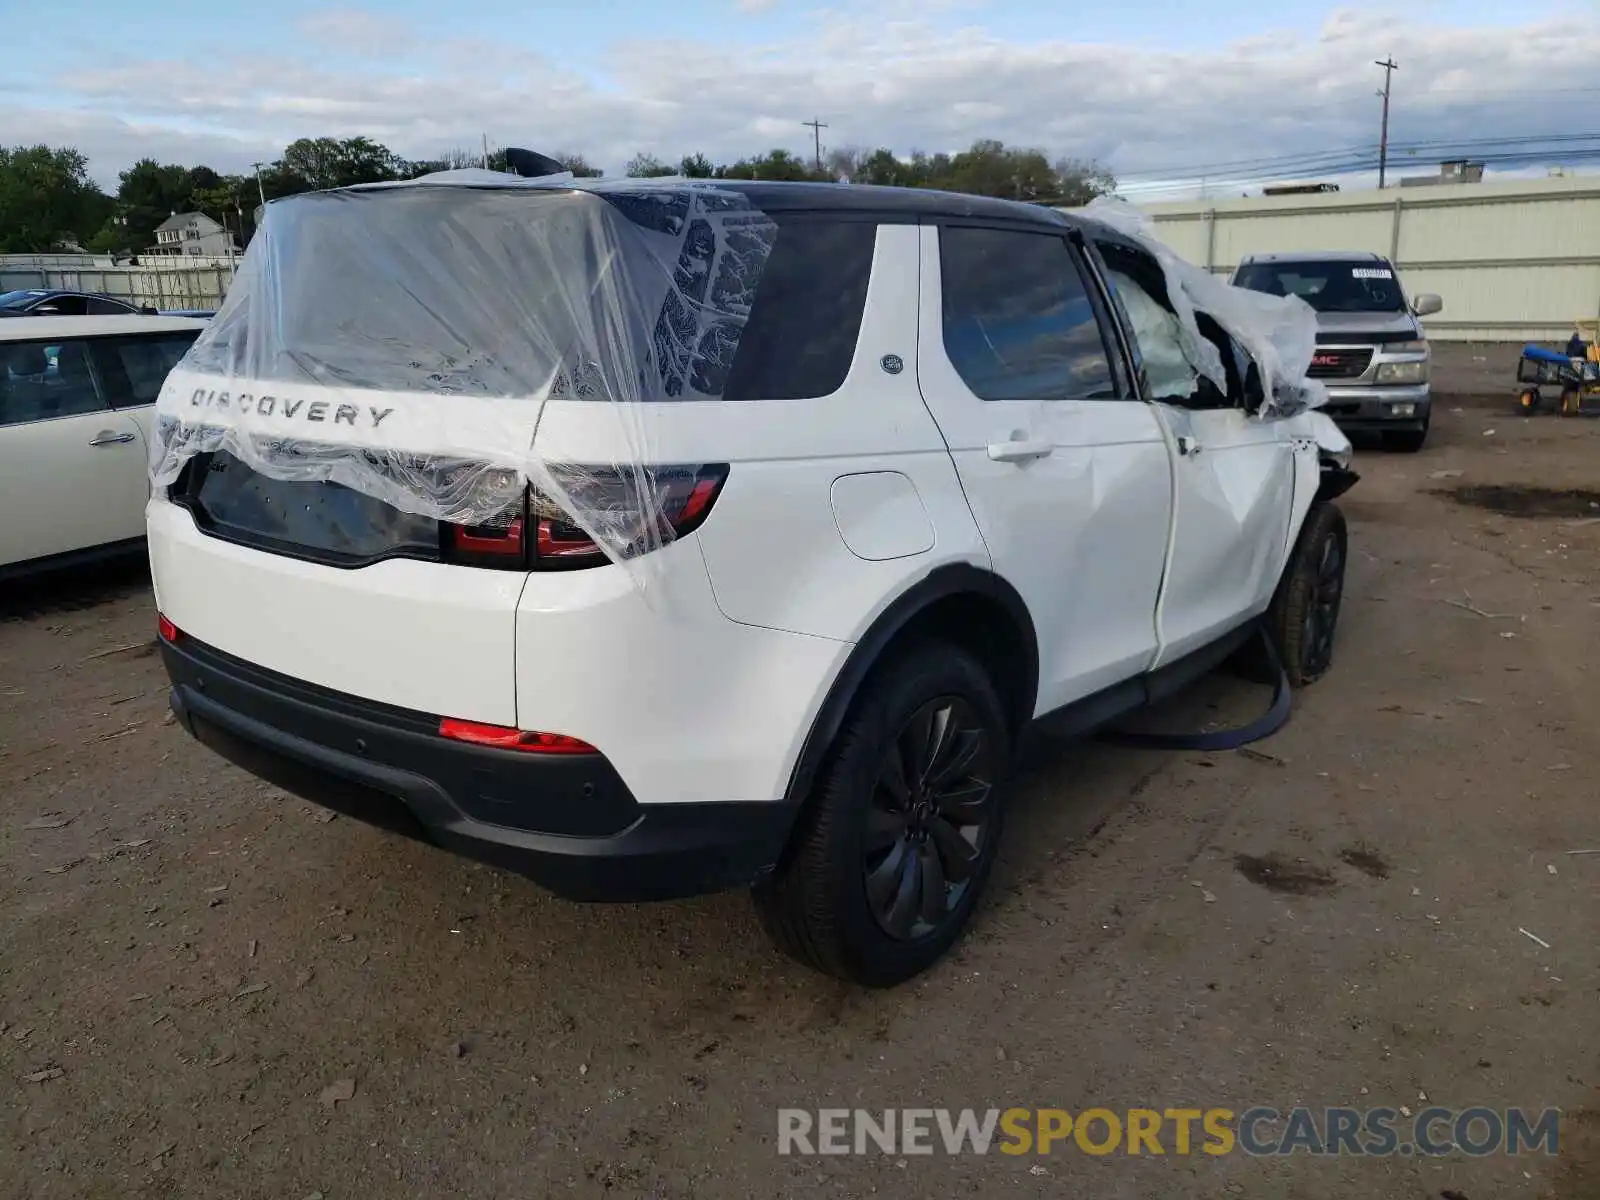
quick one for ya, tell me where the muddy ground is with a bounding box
[3,344,1599,1199]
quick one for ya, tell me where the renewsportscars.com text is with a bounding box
[777,1107,1561,1157]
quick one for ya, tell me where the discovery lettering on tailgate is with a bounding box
[189,388,395,429]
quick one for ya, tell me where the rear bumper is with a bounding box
[161,633,798,902]
[1319,384,1431,432]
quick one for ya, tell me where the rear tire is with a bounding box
[1263,502,1348,688]
[752,644,1011,987]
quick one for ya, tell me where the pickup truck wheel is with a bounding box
[1383,417,1429,452]
[1266,502,1348,687]
[753,644,1010,987]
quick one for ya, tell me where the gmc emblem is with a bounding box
[1311,353,1340,368]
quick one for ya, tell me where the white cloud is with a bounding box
[6,5,1598,191]
[295,9,416,56]
[733,0,779,12]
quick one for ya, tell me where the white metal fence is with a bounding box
[0,254,236,312]
[1134,177,1600,342]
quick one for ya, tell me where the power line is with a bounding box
[1115,130,1600,184]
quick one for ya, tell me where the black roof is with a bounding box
[696,180,1077,228]
[343,174,1103,234]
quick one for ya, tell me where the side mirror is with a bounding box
[32,304,62,315]
[1412,293,1443,317]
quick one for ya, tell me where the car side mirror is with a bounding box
[1412,293,1443,317]
[33,304,61,315]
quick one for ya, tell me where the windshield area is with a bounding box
[1234,261,1405,313]
[0,290,48,311]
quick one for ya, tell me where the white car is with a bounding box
[147,178,1354,985]
[1,315,205,579]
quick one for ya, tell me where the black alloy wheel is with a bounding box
[863,696,997,941]
[1300,522,1345,679]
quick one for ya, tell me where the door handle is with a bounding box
[1177,436,1203,457]
[987,438,1054,464]
[89,432,136,446]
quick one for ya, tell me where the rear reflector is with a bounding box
[438,717,597,755]
[157,614,180,643]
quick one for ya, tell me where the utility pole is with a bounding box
[1375,57,1398,188]
[802,118,828,174]
[251,162,267,208]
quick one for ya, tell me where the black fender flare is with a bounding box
[780,563,1038,807]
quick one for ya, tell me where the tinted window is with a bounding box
[940,228,1116,402]
[86,296,135,315]
[91,332,200,408]
[0,340,107,427]
[721,218,876,401]
[32,295,88,316]
[1234,260,1405,313]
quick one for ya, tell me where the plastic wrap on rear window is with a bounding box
[150,172,777,578]
[1082,197,1328,418]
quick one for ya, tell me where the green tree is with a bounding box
[717,149,822,182]
[625,152,675,178]
[554,152,603,178]
[854,148,927,188]
[109,158,187,252]
[277,136,407,191]
[677,153,715,179]
[0,145,113,253]
[1052,157,1117,206]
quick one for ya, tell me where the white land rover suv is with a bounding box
[148,176,1354,986]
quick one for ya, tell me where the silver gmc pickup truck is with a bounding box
[1231,251,1443,452]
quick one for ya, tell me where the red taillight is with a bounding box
[438,718,597,755]
[157,614,180,643]
[533,464,729,571]
[446,517,526,559]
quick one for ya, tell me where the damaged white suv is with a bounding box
[148,175,1354,986]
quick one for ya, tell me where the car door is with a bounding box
[1090,236,1296,668]
[916,222,1174,714]
[0,338,149,568]
[86,328,203,448]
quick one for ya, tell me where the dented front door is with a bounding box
[1150,404,1296,667]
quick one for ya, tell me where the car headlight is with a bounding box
[1376,360,1429,384]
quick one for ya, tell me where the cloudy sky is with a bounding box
[8,0,1600,192]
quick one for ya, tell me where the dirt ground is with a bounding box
[4,345,1599,1199]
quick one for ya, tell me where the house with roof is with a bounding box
[152,212,241,257]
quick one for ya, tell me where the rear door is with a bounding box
[86,328,203,447]
[0,337,147,567]
[915,223,1174,713]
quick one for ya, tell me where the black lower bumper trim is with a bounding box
[162,637,798,902]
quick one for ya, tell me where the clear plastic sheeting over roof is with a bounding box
[1084,197,1328,418]
[149,174,777,571]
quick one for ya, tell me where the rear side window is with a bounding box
[939,227,1117,402]
[86,296,134,315]
[90,332,201,408]
[0,339,107,427]
[721,218,876,401]
[32,295,88,316]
